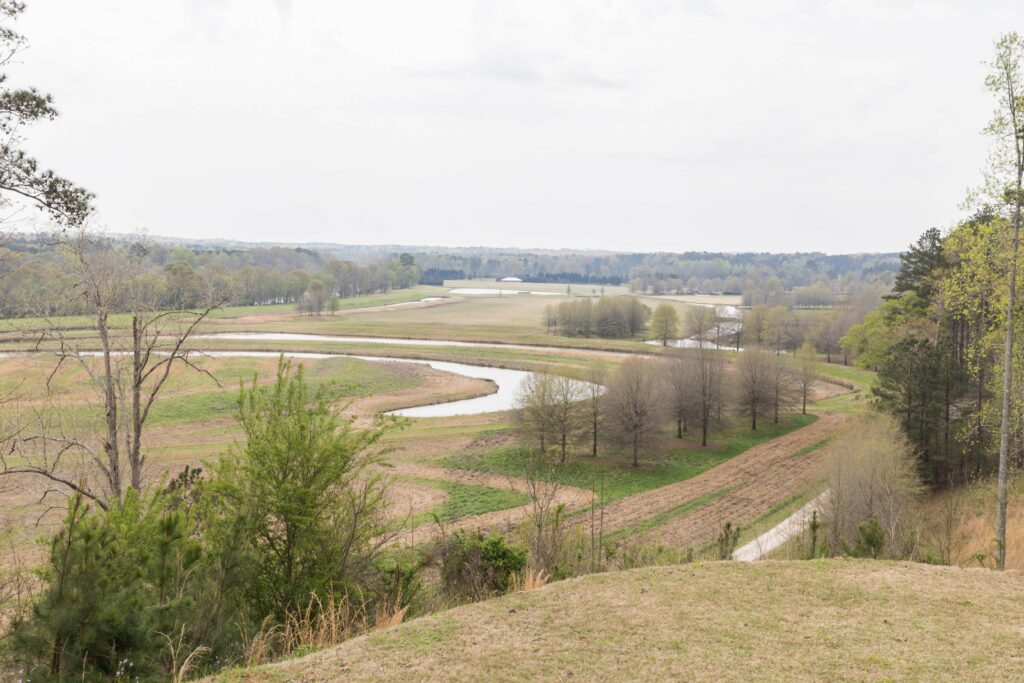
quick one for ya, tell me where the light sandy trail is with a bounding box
[732,490,830,561]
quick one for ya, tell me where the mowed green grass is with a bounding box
[444,414,818,502]
[216,560,1024,682]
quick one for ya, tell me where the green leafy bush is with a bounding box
[438,530,527,601]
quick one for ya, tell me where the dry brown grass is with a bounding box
[509,567,549,592]
[211,560,1024,682]
[240,591,410,669]
[919,475,1024,569]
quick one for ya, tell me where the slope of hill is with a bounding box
[215,560,1024,682]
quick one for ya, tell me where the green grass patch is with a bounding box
[444,414,818,501]
[433,482,529,522]
[403,479,530,527]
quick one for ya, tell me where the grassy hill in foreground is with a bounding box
[214,560,1024,682]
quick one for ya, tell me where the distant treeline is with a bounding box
[1,233,898,317]
[408,248,897,303]
[155,241,900,296]
[0,233,420,317]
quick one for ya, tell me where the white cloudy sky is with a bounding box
[10,1,1023,252]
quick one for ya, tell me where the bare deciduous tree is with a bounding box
[663,350,692,439]
[794,342,818,415]
[603,357,663,467]
[685,305,716,346]
[584,363,607,457]
[2,229,224,506]
[735,347,773,430]
[548,375,586,463]
[689,345,726,447]
[520,449,568,575]
[515,372,555,453]
[767,353,798,424]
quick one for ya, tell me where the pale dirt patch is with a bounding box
[384,479,449,522]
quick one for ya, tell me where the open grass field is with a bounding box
[213,559,1024,682]
[203,294,610,346]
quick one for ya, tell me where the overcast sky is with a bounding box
[9,1,1023,253]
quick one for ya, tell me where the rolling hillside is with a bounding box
[214,560,1024,682]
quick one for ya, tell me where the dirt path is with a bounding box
[592,414,845,544]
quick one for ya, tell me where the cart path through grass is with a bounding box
[733,490,831,561]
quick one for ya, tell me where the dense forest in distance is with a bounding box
[0,231,899,317]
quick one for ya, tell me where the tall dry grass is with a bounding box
[510,568,549,592]
[919,475,1024,569]
[241,591,408,667]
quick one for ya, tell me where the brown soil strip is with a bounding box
[607,413,847,549]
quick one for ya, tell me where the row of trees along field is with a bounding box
[542,293,868,362]
[0,232,421,317]
[518,324,819,466]
[542,296,650,338]
[842,34,1024,569]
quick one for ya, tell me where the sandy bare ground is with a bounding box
[611,413,846,549]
